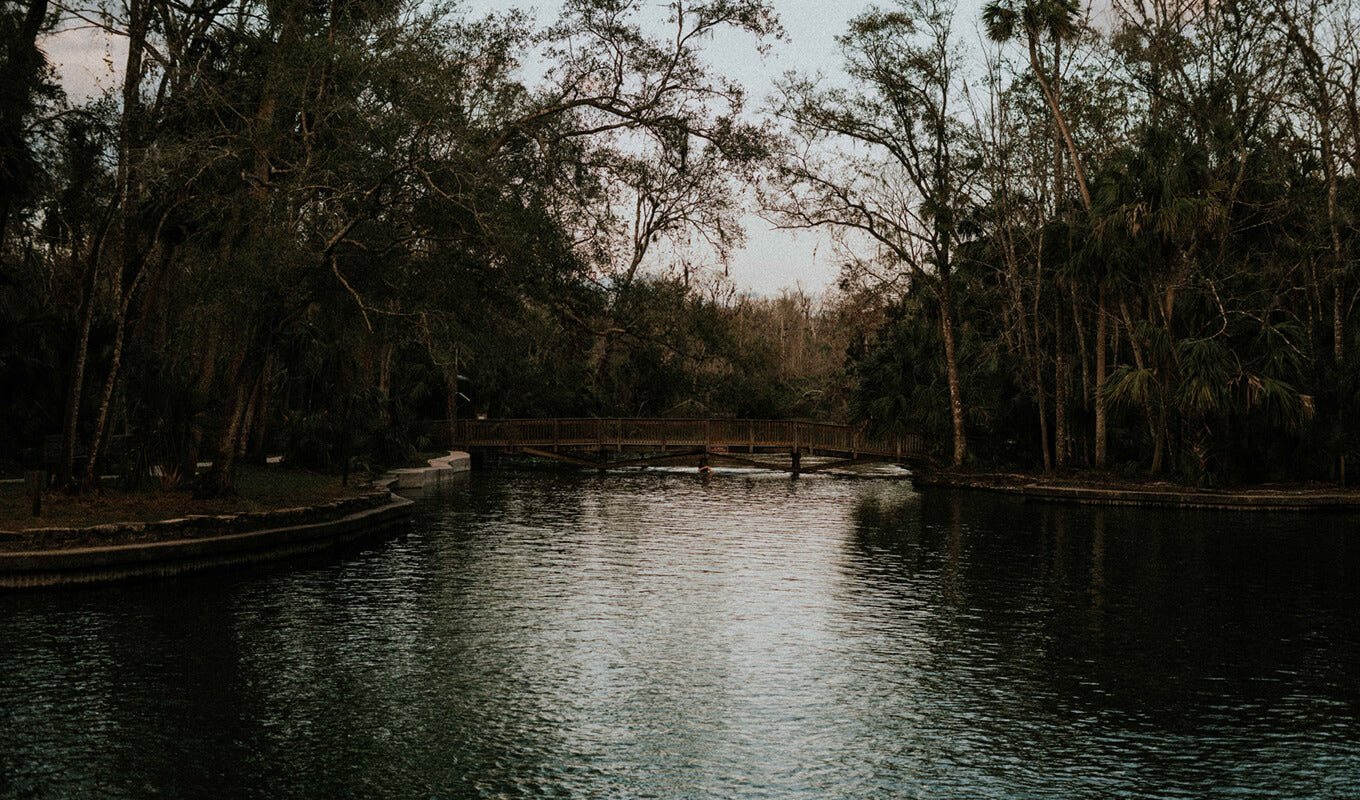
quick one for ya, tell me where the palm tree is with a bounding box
[982,0,1092,211]
[985,0,1104,469]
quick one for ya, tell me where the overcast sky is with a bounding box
[46,0,950,297]
[681,0,875,297]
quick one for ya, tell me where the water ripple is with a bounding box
[1,471,1357,799]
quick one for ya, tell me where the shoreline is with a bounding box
[0,489,413,590]
[0,489,413,589]
[0,453,473,589]
[911,468,1360,512]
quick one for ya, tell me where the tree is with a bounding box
[984,0,1108,469]
[772,0,975,466]
[0,0,57,254]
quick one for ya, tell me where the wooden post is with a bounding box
[790,448,801,476]
[27,470,44,517]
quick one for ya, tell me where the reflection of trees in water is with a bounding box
[1088,511,1106,638]
[845,488,1360,732]
[849,489,921,543]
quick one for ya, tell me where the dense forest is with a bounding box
[769,0,1360,485]
[1,0,1357,491]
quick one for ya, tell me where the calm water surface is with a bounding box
[2,470,1358,798]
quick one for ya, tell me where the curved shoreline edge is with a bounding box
[389,451,471,489]
[912,472,1360,512]
[0,492,414,590]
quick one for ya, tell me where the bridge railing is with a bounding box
[439,418,928,460]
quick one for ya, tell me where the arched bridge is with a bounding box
[437,418,928,473]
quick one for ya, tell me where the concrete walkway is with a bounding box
[387,451,471,490]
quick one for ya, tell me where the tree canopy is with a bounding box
[3,0,1359,490]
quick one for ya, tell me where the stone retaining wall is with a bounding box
[0,491,395,552]
[0,491,412,590]
[1018,484,1360,511]
[914,474,1360,512]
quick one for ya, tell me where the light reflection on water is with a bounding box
[1,470,1358,799]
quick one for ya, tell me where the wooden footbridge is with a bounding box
[438,418,928,474]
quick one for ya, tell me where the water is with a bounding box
[2,470,1358,798]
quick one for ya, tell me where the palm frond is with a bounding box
[1102,365,1157,409]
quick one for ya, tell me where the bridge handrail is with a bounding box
[438,418,927,459]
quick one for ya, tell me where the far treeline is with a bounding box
[1,0,1357,493]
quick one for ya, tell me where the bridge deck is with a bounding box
[439,418,927,467]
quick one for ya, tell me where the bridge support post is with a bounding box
[790,448,801,476]
[597,447,609,473]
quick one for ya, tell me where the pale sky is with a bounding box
[473,0,886,296]
[45,0,951,297]
[683,0,875,296]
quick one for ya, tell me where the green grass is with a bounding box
[0,465,366,532]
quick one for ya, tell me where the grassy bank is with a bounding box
[0,466,367,532]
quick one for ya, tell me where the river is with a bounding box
[2,469,1358,798]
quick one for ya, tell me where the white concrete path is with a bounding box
[388,452,471,489]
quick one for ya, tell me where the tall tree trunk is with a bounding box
[1054,291,1070,468]
[1028,35,1093,213]
[60,262,97,487]
[1094,287,1108,468]
[1313,99,1344,368]
[379,341,392,397]
[1073,285,1089,406]
[71,0,149,489]
[249,0,308,210]
[249,360,274,459]
[199,330,259,497]
[1074,294,1089,468]
[181,320,225,478]
[1034,249,1051,472]
[58,195,124,487]
[1037,355,1052,471]
[939,268,966,468]
[83,232,166,486]
[206,380,249,497]
[1282,8,1345,364]
[1321,102,1348,483]
[83,281,132,488]
[236,374,263,458]
[1151,395,1168,475]
[1119,299,1160,472]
